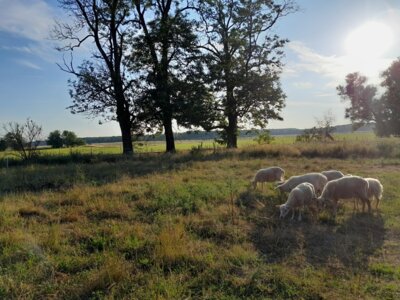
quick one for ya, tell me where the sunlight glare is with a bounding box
[345,21,393,58]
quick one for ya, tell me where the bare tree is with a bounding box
[3,119,43,160]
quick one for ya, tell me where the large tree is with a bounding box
[55,0,138,154]
[337,72,391,136]
[381,58,400,136]
[197,0,295,148]
[132,0,215,152]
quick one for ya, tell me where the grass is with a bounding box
[0,135,399,298]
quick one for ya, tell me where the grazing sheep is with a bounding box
[276,172,328,195]
[321,170,344,181]
[278,182,317,221]
[363,178,383,210]
[318,176,371,216]
[251,167,285,189]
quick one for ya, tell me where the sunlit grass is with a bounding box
[0,135,399,298]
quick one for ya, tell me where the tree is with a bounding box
[47,130,64,148]
[55,0,138,154]
[62,130,85,147]
[0,138,7,151]
[296,111,336,142]
[337,72,376,129]
[132,0,215,152]
[197,0,295,148]
[380,58,400,136]
[3,119,43,160]
[337,72,390,136]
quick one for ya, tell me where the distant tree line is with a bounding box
[54,0,297,154]
[337,58,400,137]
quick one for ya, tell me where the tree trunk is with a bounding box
[226,84,238,148]
[116,87,133,155]
[164,117,176,153]
[119,116,133,155]
[226,114,238,148]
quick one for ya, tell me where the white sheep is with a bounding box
[365,178,384,209]
[251,167,285,189]
[321,170,344,181]
[275,172,328,195]
[277,182,317,221]
[318,175,371,216]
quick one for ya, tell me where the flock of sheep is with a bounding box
[251,167,383,221]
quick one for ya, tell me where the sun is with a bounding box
[345,21,394,58]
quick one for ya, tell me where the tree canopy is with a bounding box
[55,0,295,152]
[337,59,400,137]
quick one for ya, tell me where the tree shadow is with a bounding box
[303,213,385,269]
[250,211,385,269]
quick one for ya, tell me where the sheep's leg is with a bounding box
[365,197,372,213]
[332,200,338,217]
[291,209,295,220]
[376,196,381,210]
[298,209,302,221]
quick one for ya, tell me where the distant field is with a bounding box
[0,131,378,160]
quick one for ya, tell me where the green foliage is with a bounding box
[46,130,63,148]
[62,130,85,147]
[197,0,295,147]
[254,130,274,145]
[338,59,400,137]
[0,138,7,151]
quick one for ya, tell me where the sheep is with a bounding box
[321,170,344,181]
[365,178,384,209]
[318,175,371,216]
[275,172,328,195]
[251,167,285,189]
[277,182,317,221]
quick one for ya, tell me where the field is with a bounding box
[0,133,399,299]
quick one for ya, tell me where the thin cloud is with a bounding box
[0,0,56,41]
[16,59,42,70]
[287,41,395,87]
[293,81,313,89]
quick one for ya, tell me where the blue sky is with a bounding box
[0,0,399,137]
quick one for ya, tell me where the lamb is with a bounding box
[318,175,371,216]
[278,182,317,221]
[321,170,344,181]
[357,178,383,210]
[251,167,285,189]
[275,172,328,195]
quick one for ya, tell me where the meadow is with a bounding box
[0,133,399,299]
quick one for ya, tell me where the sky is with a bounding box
[0,0,399,137]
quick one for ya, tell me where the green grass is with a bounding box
[0,136,399,298]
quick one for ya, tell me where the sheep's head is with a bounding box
[278,204,290,219]
[316,197,325,210]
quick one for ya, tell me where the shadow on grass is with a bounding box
[251,212,385,270]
